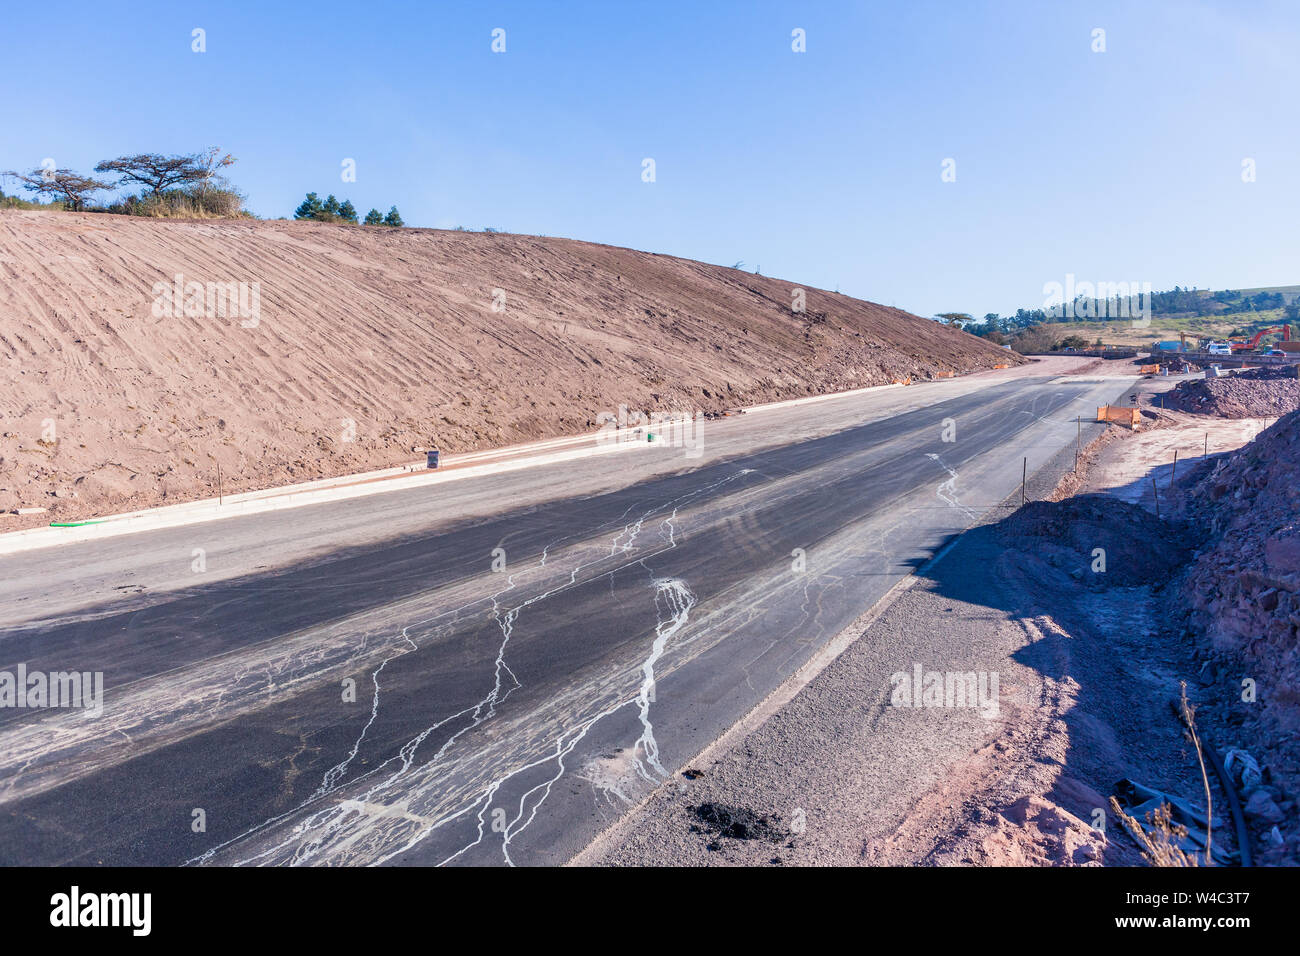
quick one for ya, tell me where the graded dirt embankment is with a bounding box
[0,211,1018,527]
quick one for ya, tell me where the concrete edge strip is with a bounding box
[0,439,650,556]
[0,376,934,557]
[3,362,1066,555]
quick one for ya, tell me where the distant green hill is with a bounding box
[972,282,1300,346]
[1232,284,1300,298]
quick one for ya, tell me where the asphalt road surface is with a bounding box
[0,366,1135,865]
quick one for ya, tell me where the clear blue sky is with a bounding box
[3,0,1297,318]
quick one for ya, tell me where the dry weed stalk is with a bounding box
[1178,680,1214,865]
[1109,797,1198,867]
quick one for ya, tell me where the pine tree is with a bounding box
[322,194,341,220]
[338,199,358,223]
[294,192,323,220]
[363,208,383,225]
[383,206,404,227]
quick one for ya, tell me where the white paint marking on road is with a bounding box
[632,578,695,781]
[925,452,979,520]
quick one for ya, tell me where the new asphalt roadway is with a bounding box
[0,363,1136,865]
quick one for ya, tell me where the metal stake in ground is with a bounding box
[1171,449,1178,489]
[1151,475,1160,518]
[1022,457,1027,505]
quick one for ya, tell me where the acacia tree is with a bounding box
[3,167,112,210]
[94,153,202,195]
[94,147,235,197]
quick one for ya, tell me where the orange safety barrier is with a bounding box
[1097,405,1141,427]
[934,370,954,378]
[992,363,1010,369]
[1139,364,1159,374]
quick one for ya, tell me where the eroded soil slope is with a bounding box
[0,211,1017,525]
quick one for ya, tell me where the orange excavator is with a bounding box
[1229,324,1291,352]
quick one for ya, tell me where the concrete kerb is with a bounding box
[0,438,651,556]
[0,366,1036,557]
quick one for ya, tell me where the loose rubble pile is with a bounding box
[1165,366,1300,418]
[1005,426,1300,864]
[1000,494,1190,588]
[1178,409,1300,717]
[1175,408,1300,863]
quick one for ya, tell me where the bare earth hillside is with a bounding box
[0,210,1019,526]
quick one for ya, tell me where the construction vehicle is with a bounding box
[1229,324,1291,352]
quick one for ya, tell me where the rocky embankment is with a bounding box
[1165,366,1300,418]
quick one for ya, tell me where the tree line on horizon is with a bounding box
[293,192,403,227]
[3,148,244,218]
[936,283,1300,347]
[2,150,411,227]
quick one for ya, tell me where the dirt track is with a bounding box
[0,211,1018,527]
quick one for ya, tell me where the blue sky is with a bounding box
[3,0,1297,317]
